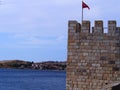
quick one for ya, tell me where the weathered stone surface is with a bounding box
[67,20,120,90]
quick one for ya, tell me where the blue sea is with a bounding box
[0,69,66,90]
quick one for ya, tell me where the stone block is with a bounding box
[95,20,103,27]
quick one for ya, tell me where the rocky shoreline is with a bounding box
[0,60,66,70]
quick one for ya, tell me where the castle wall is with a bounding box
[66,20,120,90]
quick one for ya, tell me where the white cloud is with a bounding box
[10,32,67,48]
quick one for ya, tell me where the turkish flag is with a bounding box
[82,1,90,10]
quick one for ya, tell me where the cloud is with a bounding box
[0,0,70,35]
[17,35,66,48]
[0,32,66,49]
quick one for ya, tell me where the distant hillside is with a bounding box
[0,60,66,70]
[0,60,33,69]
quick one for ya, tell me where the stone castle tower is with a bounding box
[66,20,120,90]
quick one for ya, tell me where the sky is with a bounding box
[0,0,120,62]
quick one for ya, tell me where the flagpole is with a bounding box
[82,0,83,24]
[82,1,90,24]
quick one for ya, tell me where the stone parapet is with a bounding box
[68,20,119,35]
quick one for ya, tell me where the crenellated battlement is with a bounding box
[68,20,120,35]
[67,20,120,90]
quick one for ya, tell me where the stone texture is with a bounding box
[67,20,120,90]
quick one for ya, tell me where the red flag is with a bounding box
[82,1,90,10]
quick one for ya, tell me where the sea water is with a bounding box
[0,69,66,90]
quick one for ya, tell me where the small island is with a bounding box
[0,60,66,70]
